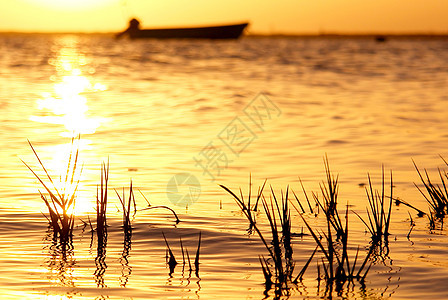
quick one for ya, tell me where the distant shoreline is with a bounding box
[1,31,447,39]
[248,33,448,39]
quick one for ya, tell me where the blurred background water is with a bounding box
[0,33,448,299]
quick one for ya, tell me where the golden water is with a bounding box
[1,33,448,299]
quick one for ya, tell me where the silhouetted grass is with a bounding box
[393,197,426,217]
[194,231,201,277]
[93,160,109,288]
[96,161,109,245]
[292,178,316,214]
[299,206,373,285]
[139,190,180,224]
[22,138,82,242]
[353,169,393,247]
[297,161,373,287]
[116,180,137,234]
[162,232,202,277]
[162,232,178,276]
[407,212,416,239]
[414,158,448,222]
[221,183,314,294]
[312,158,345,241]
[315,157,339,218]
[224,176,266,234]
[221,159,379,296]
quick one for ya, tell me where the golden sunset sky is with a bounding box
[1,0,447,34]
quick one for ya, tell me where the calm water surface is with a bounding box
[1,33,448,299]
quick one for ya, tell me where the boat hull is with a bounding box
[129,23,248,39]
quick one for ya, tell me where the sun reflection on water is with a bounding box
[28,36,108,215]
[30,35,107,137]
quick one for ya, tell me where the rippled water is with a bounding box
[1,33,448,299]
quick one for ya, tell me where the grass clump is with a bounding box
[221,158,383,297]
[353,168,393,251]
[116,180,137,234]
[22,138,82,242]
[414,158,448,224]
[296,159,373,289]
[222,175,266,234]
[162,232,202,278]
[221,183,316,296]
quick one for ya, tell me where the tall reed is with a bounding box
[116,180,137,234]
[94,161,109,288]
[96,160,109,245]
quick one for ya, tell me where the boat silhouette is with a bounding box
[116,18,248,39]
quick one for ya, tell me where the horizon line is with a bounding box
[1,30,448,38]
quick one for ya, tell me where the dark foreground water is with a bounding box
[0,33,448,299]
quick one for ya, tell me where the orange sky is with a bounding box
[1,0,447,34]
